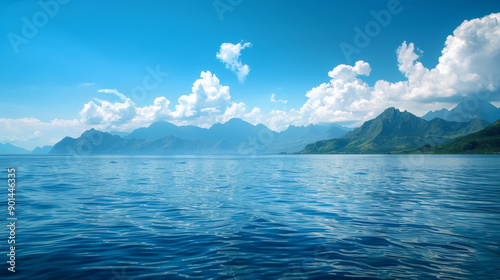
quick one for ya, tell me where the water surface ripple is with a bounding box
[1,155,499,279]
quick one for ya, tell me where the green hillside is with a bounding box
[401,119,500,154]
[301,108,490,154]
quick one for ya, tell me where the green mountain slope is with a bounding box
[401,119,500,154]
[301,108,490,154]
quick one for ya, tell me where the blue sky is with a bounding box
[1,0,500,149]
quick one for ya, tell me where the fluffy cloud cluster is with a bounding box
[298,61,373,123]
[216,42,252,82]
[399,13,500,101]
[80,99,136,125]
[79,71,253,130]
[262,60,407,130]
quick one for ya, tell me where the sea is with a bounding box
[0,154,499,279]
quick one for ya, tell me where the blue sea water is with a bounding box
[0,154,499,279]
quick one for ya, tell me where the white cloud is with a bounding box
[79,71,247,130]
[135,97,172,123]
[397,13,500,102]
[172,71,231,119]
[270,93,288,104]
[258,60,374,130]
[216,42,252,82]
[243,107,266,125]
[80,98,136,125]
[328,60,371,80]
[98,88,127,101]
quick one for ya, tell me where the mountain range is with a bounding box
[31,145,53,154]
[124,118,349,154]
[422,99,500,123]
[49,120,350,155]
[301,107,490,154]
[0,144,54,155]
[3,101,500,155]
[50,129,235,155]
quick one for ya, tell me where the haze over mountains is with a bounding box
[31,145,53,154]
[125,118,349,154]
[0,143,30,154]
[0,143,53,155]
[49,119,349,155]
[50,129,235,155]
[2,101,500,155]
[422,100,500,123]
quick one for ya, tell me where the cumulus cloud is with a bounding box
[398,13,500,101]
[270,93,288,104]
[328,60,371,80]
[216,42,252,82]
[79,71,248,130]
[172,71,231,118]
[255,60,374,130]
[80,98,136,125]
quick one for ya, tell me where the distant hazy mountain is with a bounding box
[108,131,130,137]
[422,100,500,123]
[201,118,274,150]
[402,119,500,154]
[274,123,350,153]
[126,118,272,145]
[301,108,490,154]
[50,129,235,155]
[126,118,350,154]
[126,122,206,141]
[0,143,30,154]
[31,145,53,154]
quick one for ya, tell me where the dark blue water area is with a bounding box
[0,155,499,279]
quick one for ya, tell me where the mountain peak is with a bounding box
[148,121,178,129]
[81,128,105,136]
[222,118,250,126]
[210,118,256,130]
[378,107,405,119]
[457,99,498,110]
[82,128,100,134]
[302,107,488,154]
